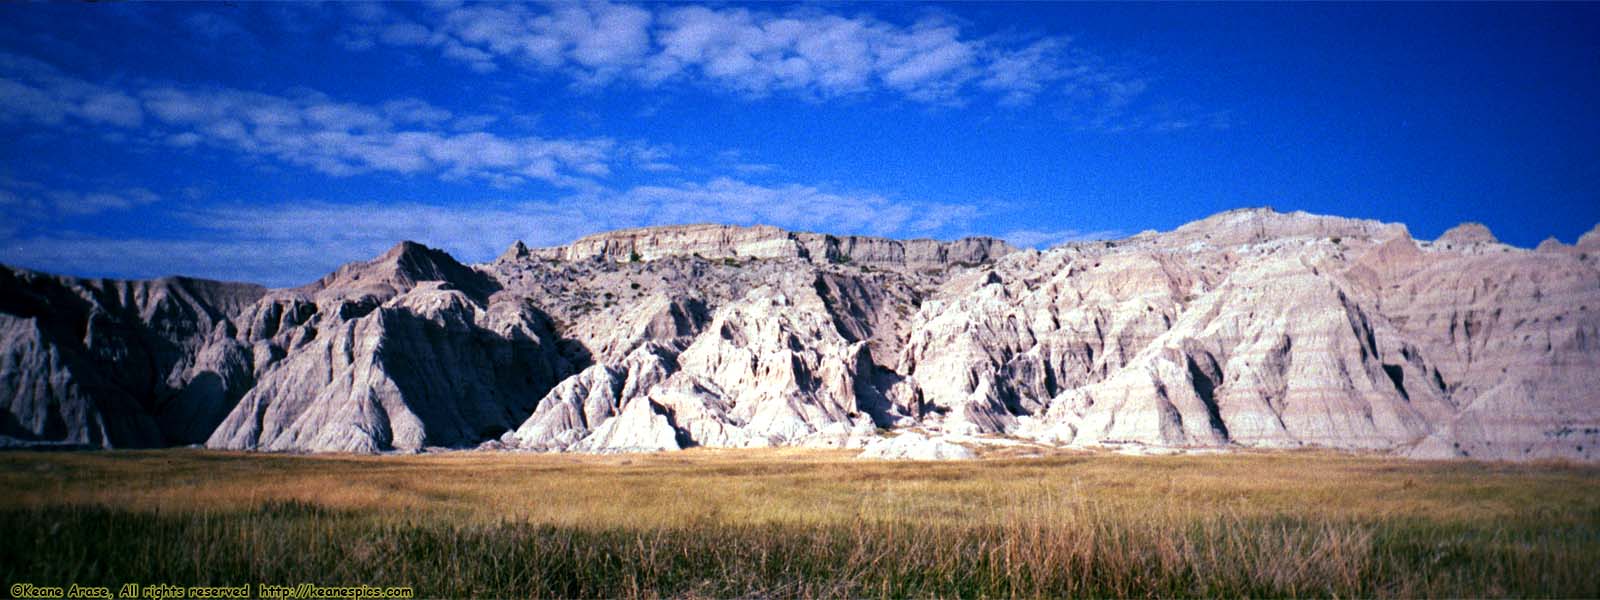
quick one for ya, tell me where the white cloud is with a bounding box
[981,38,1068,107]
[635,6,986,103]
[339,2,1172,115]
[0,177,981,286]
[589,177,974,237]
[0,53,630,187]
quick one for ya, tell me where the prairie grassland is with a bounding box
[1,448,1597,598]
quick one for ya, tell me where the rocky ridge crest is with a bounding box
[532,224,1015,267]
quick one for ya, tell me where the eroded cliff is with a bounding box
[4,213,1596,460]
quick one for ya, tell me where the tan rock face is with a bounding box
[1437,222,1498,245]
[3,209,1596,460]
[1578,225,1600,251]
[1362,249,1600,460]
[1535,237,1568,253]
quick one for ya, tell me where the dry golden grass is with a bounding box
[3,447,1590,527]
[1,448,1597,597]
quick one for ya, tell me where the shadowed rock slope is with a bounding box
[3,214,1597,460]
[0,268,265,448]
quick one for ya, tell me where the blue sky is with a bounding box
[1,2,1597,286]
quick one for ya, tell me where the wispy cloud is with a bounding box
[0,52,660,187]
[585,177,978,238]
[0,176,161,219]
[0,177,980,286]
[341,2,1198,125]
[713,149,778,176]
[183,11,258,47]
[0,53,145,128]
[138,84,619,186]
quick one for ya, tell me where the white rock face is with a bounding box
[501,271,901,452]
[4,211,1597,460]
[1024,256,1451,451]
[860,432,975,460]
[503,364,621,450]
[670,282,874,443]
[205,244,569,453]
[571,392,682,453]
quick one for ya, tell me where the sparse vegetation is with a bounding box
[1,449,1596,598]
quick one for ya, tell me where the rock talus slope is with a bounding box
[2,214,1596,460]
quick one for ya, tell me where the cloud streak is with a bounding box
[0,52,648,187]
[0,177,980,287]
[0,177,161,219]
[0,53,145,128]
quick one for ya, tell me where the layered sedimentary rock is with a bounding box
[1357,235,1600,460]
[3,212,1596,460]
[550,223,1014,267]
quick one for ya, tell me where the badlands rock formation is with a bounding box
[0,268,264,448]
[540,224,1013,267]
[860,431,976,460]
[3,213,1597,460]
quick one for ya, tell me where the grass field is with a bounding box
[1,448,1597,598]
